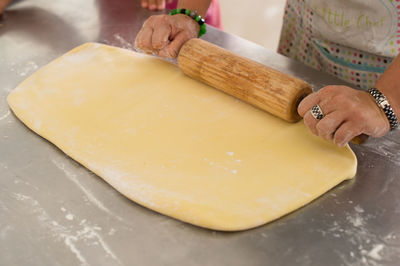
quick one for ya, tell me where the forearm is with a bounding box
[177,0,211,17]
[375,54,400,118]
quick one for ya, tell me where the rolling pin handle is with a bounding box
[351,134,369,144]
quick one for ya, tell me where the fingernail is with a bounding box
[149,4,157,10]
[141,2,148,8]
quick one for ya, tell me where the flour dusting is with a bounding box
[88,162,198,212]
[108,228,116,236]
[96,164,156,208]
[12,193,122,265]
[0,162,8,170]
[365,137,400,165]
[113,34,135,50]
[63,236,88,266]
[354,205,364,213]
[368,244,384,260]
[18,61,38,77]
[314,205,400,265]
[51,158,126,222]
[347,212,364,227]
[0,110,10,121]
[66,213,74,221]
[63,45,98,64]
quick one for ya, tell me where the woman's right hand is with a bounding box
[135,14,199,58]
[0,0,12,14]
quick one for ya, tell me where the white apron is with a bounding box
[278,0,400,88]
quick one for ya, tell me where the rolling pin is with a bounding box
[177,39,367,144]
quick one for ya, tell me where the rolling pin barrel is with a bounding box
[177,38,313,123]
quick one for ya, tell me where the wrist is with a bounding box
[177,0,211,17]
[375,84,400,119]
[169,9,206,37]
[368,88,399,130]
[177,13,200,34]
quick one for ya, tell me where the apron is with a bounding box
[278,0,400,89]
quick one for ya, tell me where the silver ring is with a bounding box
[311,104,324,120]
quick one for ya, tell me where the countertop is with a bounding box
[1,1,400,265]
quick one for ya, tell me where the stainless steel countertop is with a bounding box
[1,1,400,265]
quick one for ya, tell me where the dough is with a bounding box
[8,43,357,231]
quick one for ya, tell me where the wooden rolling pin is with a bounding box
[177,39,367,144]
[177,38,311,123]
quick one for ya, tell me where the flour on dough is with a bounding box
[8,43,357,231]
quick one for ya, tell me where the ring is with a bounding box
[311,104,324,120]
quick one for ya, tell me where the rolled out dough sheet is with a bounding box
[8,43,357,231]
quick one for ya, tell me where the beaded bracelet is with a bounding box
[368,88,399,130]
[169,9,207,37]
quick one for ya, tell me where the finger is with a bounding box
[135,26,154,53]
[152,24,171,50]
[148,0,157,10]
[315,111,345,141]
[156,0,166,10]
[141,0,148,8]
[298,93,319,117]
[303,111,319,136]
[334,121,362,147]
[159,31,191,58]
[167,0,174,3]
[317,97,341,116]
[365,123,389,138]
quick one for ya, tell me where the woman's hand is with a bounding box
[141,0,173,11]
[135,14,199,58]
[0,0,12,14]
[298,85,390,147]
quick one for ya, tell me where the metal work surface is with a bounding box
[1,1,400,265]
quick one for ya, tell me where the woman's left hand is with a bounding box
[297,85,390,147]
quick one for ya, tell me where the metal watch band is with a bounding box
[368,88,399,130]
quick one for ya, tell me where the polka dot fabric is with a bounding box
[278,0,400,89]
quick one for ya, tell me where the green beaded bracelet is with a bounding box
[169,8,207,37]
